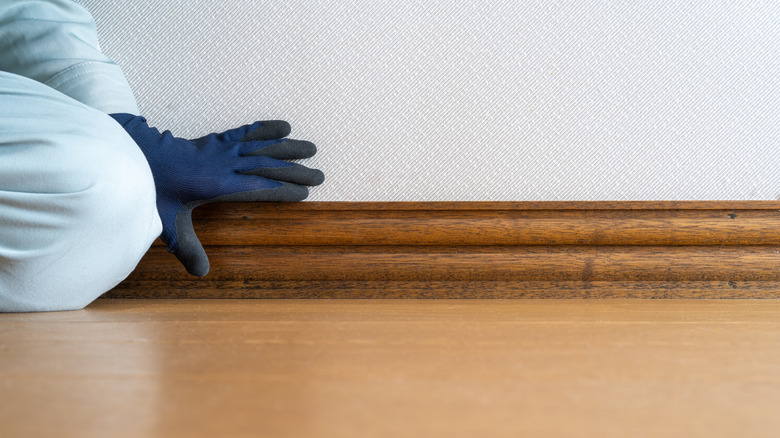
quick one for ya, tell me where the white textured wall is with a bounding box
[82,0,780,201]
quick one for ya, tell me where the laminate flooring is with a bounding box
[2,299,780,437]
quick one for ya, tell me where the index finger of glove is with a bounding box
[237,120,292,142]
[238,139,317,160]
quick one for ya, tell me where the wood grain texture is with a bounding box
[109,202,780,298]
[4,299,780,438]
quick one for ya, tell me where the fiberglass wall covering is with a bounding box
[81,0,780,201]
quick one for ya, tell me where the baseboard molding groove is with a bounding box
[107,201,780,299]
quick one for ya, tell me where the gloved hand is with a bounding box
[110,113,324,276]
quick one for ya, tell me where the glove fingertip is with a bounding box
[176,248,211,277]
[297,140,317,159]
[240,120,292,142]
[311,168,325,186]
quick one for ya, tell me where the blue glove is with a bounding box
[110,113,324,276]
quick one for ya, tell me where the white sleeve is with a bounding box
[0,0,139,114]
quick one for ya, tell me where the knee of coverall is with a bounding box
[0,114,161,312]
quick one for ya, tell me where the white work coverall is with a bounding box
[0,0,162,312]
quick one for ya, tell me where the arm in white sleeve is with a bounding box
[0,0,139,114]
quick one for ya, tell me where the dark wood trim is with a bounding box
[107,201,780,299]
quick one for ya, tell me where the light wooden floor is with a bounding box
[2,299,780,438]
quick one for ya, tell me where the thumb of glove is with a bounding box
[169,206,210,277]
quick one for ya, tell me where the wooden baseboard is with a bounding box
[107,201,780,299]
